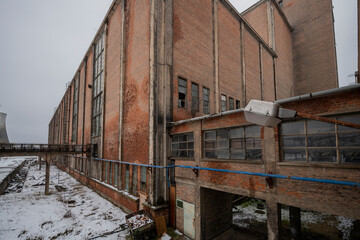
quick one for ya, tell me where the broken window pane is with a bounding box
[140,166,147,192]
[340,149,360,164]
[178,78,187,108]
[308,149,337,163]
[339,133,360,147]
[230,128,244,139]
[171,132,194,158]
[338,114,360,132]
[246,149,262,160]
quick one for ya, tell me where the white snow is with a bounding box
[0,157,26,183]
[336,216,355,240]
[0,158,129,239]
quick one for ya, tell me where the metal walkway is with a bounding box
[0,144,91,157]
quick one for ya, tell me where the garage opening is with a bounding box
[280,204,360,240]
[200,188,268,240]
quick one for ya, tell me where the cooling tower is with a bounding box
[0,112,9,144]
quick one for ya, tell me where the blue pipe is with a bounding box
[92,158,360,187]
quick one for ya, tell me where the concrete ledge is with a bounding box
[0,160,26,194]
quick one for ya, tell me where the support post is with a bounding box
[45,155,50,195]
[38,156,42,170]
[266,200,281,240]
[289,206,301,240]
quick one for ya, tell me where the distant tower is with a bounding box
[0,112,9,143]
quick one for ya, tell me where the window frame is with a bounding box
[221,94,227,112]
[178,77,187,108]
[203,125,262,161]
[72,76,79,143]
[91,31,105,137]
[280,113,360,164]
[191,82,199,112]
[229,97,234,110]
[171,132,195,159]
[203,86,210,114]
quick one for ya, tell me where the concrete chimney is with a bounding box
[0,112,9,144]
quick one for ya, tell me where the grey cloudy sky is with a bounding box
[0,0,357,143]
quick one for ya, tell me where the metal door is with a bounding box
[183,201,195,239]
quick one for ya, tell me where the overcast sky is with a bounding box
[0,0,357,143]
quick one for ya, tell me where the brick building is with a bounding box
[48,0,358,239]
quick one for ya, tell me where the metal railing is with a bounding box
[0,144,90,153]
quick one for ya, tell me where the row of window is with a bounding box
[171,125,262,160]
[171,113,360,164]
[178,78,241,114]
[281,114,360,164]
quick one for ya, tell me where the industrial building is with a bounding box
[48,0,359,239]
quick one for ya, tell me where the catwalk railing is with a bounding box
[0,144,91,154]
[58,156,360,193]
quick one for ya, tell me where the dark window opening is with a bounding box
[191,83,199,112]
[236,100,240,109]
[221,94,227,112]
[229,97,234,110]
[203,87,210,114]
[140,166,147,192]
[178,78,187,108]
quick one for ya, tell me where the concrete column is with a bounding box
[266,200,281,240]
[38,156,42,170]
[45,155,50,195]
[289,206,301,240]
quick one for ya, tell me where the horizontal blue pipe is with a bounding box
[91,158,360,187]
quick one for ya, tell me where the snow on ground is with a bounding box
[0,159,129,240]
[0,157,26,183]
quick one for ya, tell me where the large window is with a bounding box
[92,31,105,137]
[229,97,234,110]
[191,83,199,112]
[204,126,262,160]
[281,113,360,163]
[72,76,79,143]
[178,78,187,108]
[203,87,210,114]
[221,94,227,112]
[171,133,194,158]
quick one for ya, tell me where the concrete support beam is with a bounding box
[45,155,50,195]
[38,155,42,170]
[289,206,301,240]
[266,200,281,240]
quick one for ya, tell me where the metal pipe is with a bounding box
[170,108,245,126]
[92,158,360,187]
[275,84,360,104]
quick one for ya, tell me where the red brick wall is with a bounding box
[122,0,150,165]
[243,1,269,45]
[262,47,276,101]
[273,2,293,99]
[172,89,360,219]
[103,5,121,160]
[173,0,215,120]
[282,0,338,95]
[218,2,242,105]
[244,30,261,103]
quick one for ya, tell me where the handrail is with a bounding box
[87,158,360,188]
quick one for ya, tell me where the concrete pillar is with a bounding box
[289,206,301,240]
[45,155,50,195]
[266,200,281,240]
[38,156,42,170]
